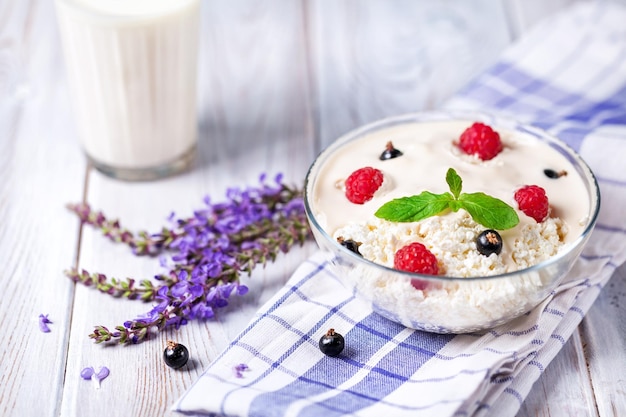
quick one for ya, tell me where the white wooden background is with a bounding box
[1,1,625,416]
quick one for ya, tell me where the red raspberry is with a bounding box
[459,122,503,160]
[344,167,384,204]
[514,185,550,222]
[393,242,439,275]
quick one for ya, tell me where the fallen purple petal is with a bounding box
[81,366,110,389]
[80,367,94,380]
[95,366,110,381]
[38,314,52,333]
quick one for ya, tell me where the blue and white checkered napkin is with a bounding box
[174,3,626,416]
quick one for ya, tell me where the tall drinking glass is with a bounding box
[55,0,201,180]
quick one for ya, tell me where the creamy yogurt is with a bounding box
[310,119,590,277]
[55,0,200,176]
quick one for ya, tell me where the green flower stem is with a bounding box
[67,202,177,256]
[85,210,311,344]
[66,177,313,345]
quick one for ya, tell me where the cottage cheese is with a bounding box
[333,212,568,331]
[308,118,593,331]
[334,211,568,277]
[311,120,589,276]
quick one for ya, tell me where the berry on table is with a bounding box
[344,167,384,204]
[319,328,345,357]
[163,340,189,369]
[476,230,503,256]
[379,141,403,160]
[514,185,550,222]
[458,122,503,160]
[393,242,439,275]
[337,236,362,256]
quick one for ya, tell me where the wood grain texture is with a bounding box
[0,0,622,416]
[0,1,85,416]
[518,331,598,416]
[580,263,626,417]
[308,0,513,148]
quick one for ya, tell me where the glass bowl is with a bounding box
[303,111,600,333]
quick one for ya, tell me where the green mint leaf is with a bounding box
[448,199,462,212]
[458,192,520,230]
[375,192,453,222]
[375,168,520,230]
[446,168,462,199]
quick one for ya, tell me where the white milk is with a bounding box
[55,0,201,179]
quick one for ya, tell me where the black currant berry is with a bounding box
[544,168,567,179]
[337,237,362,256]
[319,328,345,357]
[476,230,503,256]
[164,340,189,369]
[379,141,403,160]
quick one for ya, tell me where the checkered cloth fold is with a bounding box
[174,3,626,416]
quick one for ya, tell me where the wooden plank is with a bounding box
[0,1,86,416]
[308,0,513,148]
[58,1,317,416]
[579,262,626,417]
[518,330,598,416]
[516,261,626,417]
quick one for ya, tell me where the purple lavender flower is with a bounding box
[190,303,214,319]
[38,314,52,333]
[171,281,189,297]
[234,363,249,378]
[67,173,312,345]
[236,284,249,296]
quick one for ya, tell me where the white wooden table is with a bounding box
[1,1,624,416]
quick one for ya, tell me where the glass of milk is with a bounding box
[55,0,201,180]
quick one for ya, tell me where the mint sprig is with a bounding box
[374,168,519,230]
